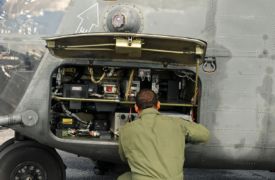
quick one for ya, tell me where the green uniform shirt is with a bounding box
[118,108,209,180]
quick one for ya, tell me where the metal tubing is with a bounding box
[52,96,195,107]
[0,110,38,127]
[125,69,135,101]
[0,114,21,126]
[193,59,200,105]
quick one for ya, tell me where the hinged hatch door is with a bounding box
[44,32,207,66]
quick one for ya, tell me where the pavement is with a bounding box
[1,129,275,180]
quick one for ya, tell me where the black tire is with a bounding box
[0,141,65,180]
[0,138,15,152]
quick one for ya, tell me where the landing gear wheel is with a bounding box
[0,140,66,180]
[11,161,47,180]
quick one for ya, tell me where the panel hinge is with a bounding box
[115,37,142,57]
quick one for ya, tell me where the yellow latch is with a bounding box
[47,40,55,48]
[195,46,204,57]
[115,37,142,57]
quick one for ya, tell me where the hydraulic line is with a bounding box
[60,103,88,125]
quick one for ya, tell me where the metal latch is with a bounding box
[202,56,217,73]
[115,37,142,57]
[46,40,55,48]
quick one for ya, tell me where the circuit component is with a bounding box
[51,65,196,140]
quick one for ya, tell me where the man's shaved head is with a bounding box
[135,89,158,110]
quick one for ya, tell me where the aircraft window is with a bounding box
[0,44,45,115]
[50,65,201,141]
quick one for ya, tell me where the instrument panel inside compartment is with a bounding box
[50,64,200,141]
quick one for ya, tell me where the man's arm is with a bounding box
[181,120,210,144]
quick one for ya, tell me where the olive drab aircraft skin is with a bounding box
[0,0,275,177]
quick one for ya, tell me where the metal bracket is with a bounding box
[21,110,39,127]
[0,110,38,127]
[202,56,217,73]
[115,37,142,57]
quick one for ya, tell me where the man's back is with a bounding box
[119,108,209,180]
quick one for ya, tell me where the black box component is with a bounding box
[63,84,88,109]
[93,119,109,131]
[167,81,179,102]
[95,102,117,112]
[158,80,179,102]
[63,84,88,98]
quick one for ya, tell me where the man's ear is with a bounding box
[156,101,160,110]
[134,104,139,113]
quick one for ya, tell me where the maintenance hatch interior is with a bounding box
[45,33,207,142]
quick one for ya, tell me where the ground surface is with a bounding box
[1,129,275,180]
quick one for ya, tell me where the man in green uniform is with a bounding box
[118,89,209,180]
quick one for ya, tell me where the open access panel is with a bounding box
[45,33,207,141]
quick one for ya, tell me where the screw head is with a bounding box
[112,13,125,28]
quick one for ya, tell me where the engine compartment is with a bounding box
[50,65,200,141]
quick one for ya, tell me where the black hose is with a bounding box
[60,103,88,125]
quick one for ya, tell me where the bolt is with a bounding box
[28,116,33,120]
[112,13,125,28]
